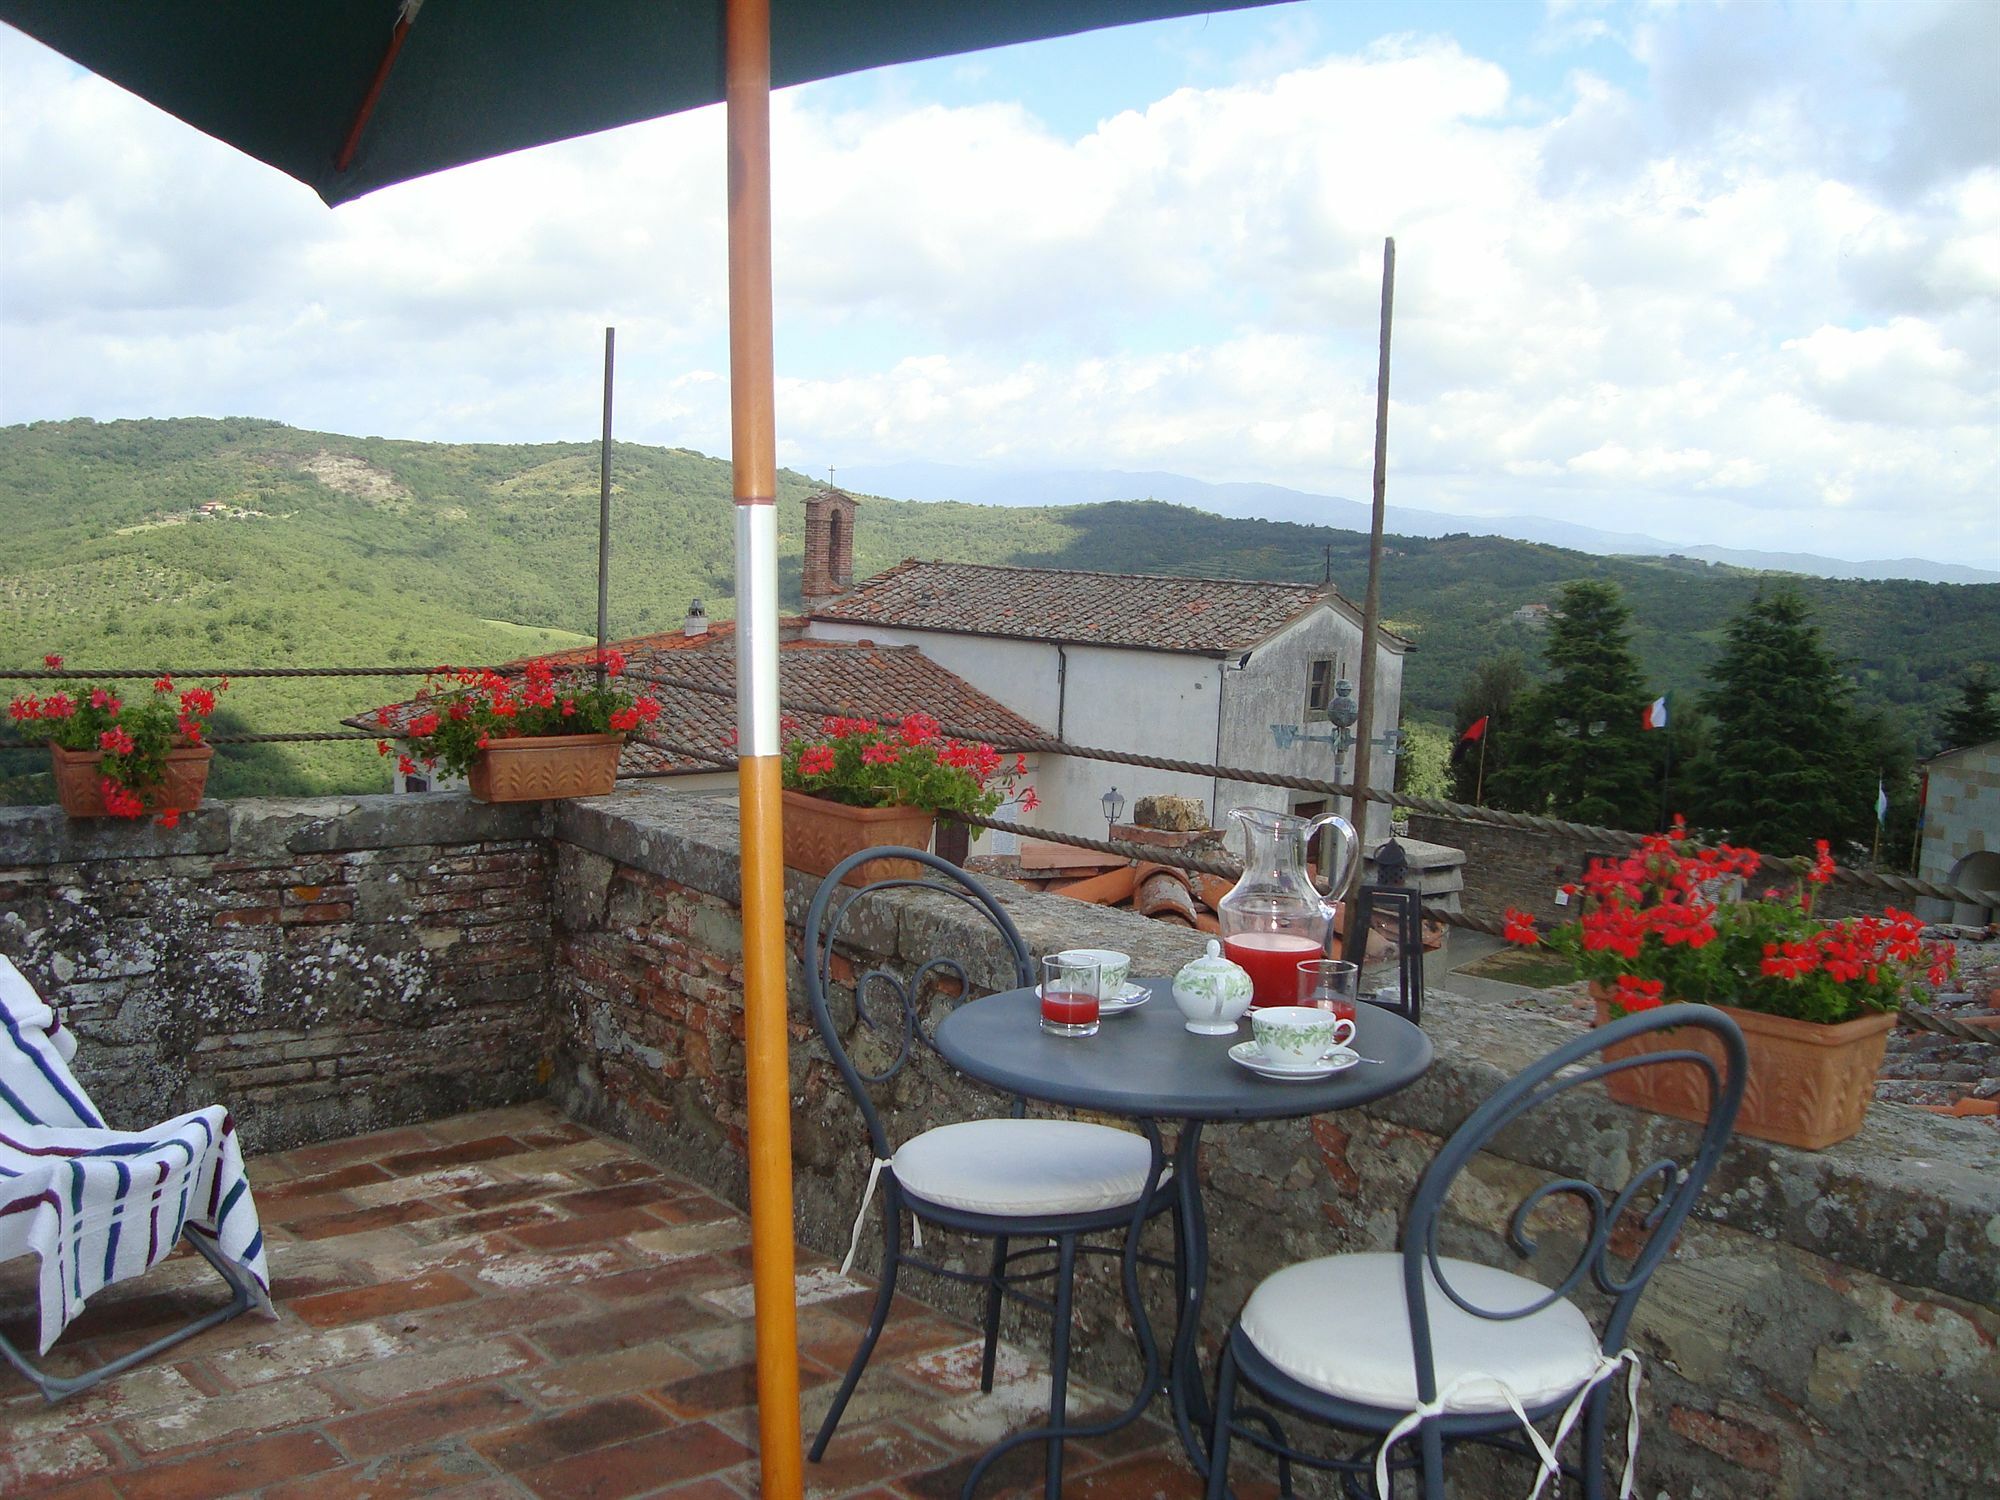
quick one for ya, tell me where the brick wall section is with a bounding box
[1409,812,1912,926]
[551,792,1999,1500]
[0,796,556,1151]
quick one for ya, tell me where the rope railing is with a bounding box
[6,660,1995,911]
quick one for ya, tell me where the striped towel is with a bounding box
[1,957,104,1130]
[1,958,274,1352]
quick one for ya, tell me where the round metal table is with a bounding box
[934,979,1433,1472]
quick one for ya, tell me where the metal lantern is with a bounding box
[1341,836,1424,1024]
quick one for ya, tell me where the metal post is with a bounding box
[596,327,615,677]
[725,0,802,1493]
[1348,237,1395,893]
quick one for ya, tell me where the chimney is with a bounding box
[683,598,708,637]
[802,487,858,612]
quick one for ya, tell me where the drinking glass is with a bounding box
[1297,958,1359,1031]
[1040,955,1101,1037]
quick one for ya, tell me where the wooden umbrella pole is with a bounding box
[1348,236,1395,889]
[596,326,614,680]
[725,0,803,1493]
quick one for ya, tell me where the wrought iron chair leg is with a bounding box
[1204,1340,1238,1500]
[1420,1420,1448,1500]
[979,1234,1009,1393]
[1582,1384,1609,1500]
[809,1204,901,1462]
[1041,1233,1079,1500]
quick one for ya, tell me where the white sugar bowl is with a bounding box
[1172,940,1254,1035]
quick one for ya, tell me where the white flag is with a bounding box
[1875,779,1888,825]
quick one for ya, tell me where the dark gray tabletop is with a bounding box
[934,979,1432,1121]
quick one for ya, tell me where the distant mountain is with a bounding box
[836,461,1998,587]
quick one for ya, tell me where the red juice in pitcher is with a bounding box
[1223,932,1325,1007]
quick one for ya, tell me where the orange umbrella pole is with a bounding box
[725,1,803,1496]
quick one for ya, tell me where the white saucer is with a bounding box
[1034,980,1150,1016]
[1228,1040,1360,1081]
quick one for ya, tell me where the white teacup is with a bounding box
[1250,1005,1357,1070]
[1057,948,1129,994]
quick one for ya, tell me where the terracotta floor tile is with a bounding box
[518,1422,753,1499]
[260,1444,500,1500]
[510,1206,667,1251]
[379,1135,536,1175]
[323,1381,534,1461]
[472,1394,673,1471]
[116,1430,343,1500]
[290,1269,479,1328]
[6,1106,1212,1500]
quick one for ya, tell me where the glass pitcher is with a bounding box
[1218,805,1358,1008]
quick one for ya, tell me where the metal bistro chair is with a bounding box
[1205,1003,1746,1500]
[803,847,1179,1500]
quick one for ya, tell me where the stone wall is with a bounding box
[548,792,1998,1500]
[4,788,1993,1496]
[0,796,555,1151]
[1408,812,1905,926]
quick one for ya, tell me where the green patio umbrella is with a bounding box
[0,2,1284,1491]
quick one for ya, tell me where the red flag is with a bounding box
[1461,715,1489,742]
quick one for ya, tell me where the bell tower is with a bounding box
[802,487,857,611]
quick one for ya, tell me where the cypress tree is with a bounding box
[1694,587,1862,855]
[1487,580,1656,827]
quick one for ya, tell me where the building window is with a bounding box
[1306,658,1336,718]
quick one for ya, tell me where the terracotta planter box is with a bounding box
[51,744,213,818]
[467,733,621,803]
[1592,989,1895,1151]
[781,790,935,887]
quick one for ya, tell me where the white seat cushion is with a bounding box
[893,1118,1159,1217]
[1239,1252,1603,1413]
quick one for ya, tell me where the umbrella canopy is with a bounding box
[1,3,1286,1491]
[3,0,1274,206]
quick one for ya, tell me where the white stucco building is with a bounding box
[799,490,1410,848]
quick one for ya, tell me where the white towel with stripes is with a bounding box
[1,957,274,1352]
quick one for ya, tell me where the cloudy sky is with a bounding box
[2,0,1996,569]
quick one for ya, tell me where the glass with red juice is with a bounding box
[1040,955,1100,1037]
[1297,957,1360,1028]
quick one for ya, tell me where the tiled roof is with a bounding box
[810,560,1393,654]
[353,628,1050,778]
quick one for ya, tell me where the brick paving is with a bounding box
[0,1103,1222,1499]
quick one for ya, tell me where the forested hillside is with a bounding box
[4,417,1994,800]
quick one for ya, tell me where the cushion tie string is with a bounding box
[1374,1348,1642,1500]
[839,1156,920,1276]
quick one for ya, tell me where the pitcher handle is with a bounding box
[1304,812,1359,894]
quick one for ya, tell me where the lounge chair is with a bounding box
[1,955,273,1401]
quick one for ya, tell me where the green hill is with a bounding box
[4,417,1994,801]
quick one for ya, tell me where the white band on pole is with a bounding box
[734,503,780,757]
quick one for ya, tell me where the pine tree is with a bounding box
[1939,665,2000,750]
[1486,581,1656,827]
[1693,587,1864,856]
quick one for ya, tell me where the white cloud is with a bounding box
[1,2,1996,569]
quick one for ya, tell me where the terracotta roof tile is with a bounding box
[811,560,1392,653]
[353,630,1049,779]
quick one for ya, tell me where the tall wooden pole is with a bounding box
[595,326,615,676]
[1347,237,1395,891]
[725,1,803,1493]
